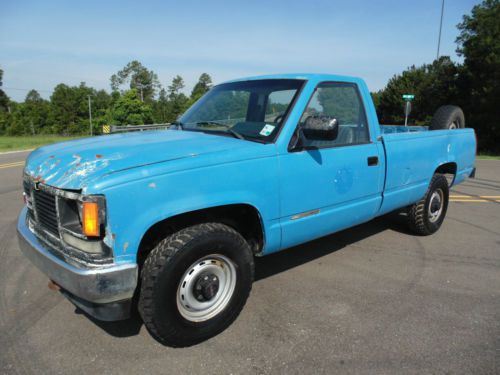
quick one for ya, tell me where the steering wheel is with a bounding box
[273,114,285,123]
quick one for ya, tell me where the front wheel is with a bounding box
[138,223,254,347]
[407,174,449,235]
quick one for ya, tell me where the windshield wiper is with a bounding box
[170,121,184,130]
[195,121,246,140]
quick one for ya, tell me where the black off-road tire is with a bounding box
[138,223,254,347]
[430,105,465,130]
[407,174,449,235]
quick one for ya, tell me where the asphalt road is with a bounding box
[0,151,499,375]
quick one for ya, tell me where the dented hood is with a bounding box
[24,130,252,190]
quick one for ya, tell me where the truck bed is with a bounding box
[378,127,476,215]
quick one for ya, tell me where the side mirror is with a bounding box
[301,116,339,141]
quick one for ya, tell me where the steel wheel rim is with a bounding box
[176,254,237,322]
[449,122,458,129]
[428,189,444,223]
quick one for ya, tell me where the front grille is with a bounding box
[33,189,60,237]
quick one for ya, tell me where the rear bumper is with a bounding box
[17,207,138,320]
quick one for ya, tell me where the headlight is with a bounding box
[61,232,105,254]
[57,195,109,255]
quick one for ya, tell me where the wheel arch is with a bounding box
[434,161,457,186]
[137,203,265,267]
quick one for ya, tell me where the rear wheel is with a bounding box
[138,223,254,347]
[407,174,449,235]
[430,105,465,130]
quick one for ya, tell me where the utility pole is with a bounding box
[87,95,93,136]
[437,0,445,60]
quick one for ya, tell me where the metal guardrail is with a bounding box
[109,123,171,133]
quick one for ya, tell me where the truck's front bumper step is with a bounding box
[17,207,138,321]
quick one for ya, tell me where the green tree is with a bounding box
[48,82,94,134]
[0,68,11,135]
[89,89,113,133]
[371,91,382,109]
[153,88,169,123]
[110,89,153,125]
[190,73,213,102]
[2,101,33,136]
[110,61,160,102]
[48,84,81,134]
[376,57,460,125]
[19,90,50,134]
[168,75,185,99]
[456,0,500,153]
[166,75,189,121]
[0,68,10,112]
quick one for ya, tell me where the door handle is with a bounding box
[367,156,379,166]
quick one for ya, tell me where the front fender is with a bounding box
[102,157,281,262]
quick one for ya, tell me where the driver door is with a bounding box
[279,82,384,249]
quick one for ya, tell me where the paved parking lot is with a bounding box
[0,151,499,374]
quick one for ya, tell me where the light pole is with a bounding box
[437,0,445,60]
[87,95,93,136]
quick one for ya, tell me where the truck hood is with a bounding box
[24,130,257,190]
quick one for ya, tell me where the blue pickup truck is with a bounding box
[18,74,476,346]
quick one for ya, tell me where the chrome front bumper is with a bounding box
[17,207,138,306]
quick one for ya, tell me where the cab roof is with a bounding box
[221,73,365,86]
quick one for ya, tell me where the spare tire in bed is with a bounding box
[430,105,465,130]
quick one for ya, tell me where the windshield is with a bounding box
[178,79,305,142]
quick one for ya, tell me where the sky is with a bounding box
[0,0,482,102]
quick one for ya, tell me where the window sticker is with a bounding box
[259,124,275,136]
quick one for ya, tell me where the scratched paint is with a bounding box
[26,152,121,190]
[23,130,246,190]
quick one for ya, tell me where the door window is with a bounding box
[299,83,369,147]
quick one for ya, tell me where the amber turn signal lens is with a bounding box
[82,202,99,237]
